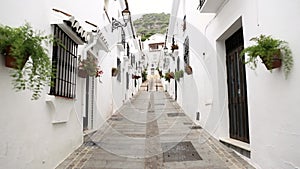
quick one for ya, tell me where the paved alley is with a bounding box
[56,87,255,169]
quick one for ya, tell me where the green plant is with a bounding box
[164,71,174,82]
[240,34,293,78]
[0,23,55,100]
[156,67,163,77]
[142,69,148,82]
[175,70,184,80]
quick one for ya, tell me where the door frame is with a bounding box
[225,27,250,143]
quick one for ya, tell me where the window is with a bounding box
[117,58,121,82]
[126,43,130,57]
[131,54,135,66]
[184,36,189,65]
[126,72,129,90]
[177,56,180,71]
[121,29,126,49]
[50,25,78,98]
[183,15,186,31]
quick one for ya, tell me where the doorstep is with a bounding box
[219,137,251,158]
[83,129,97,142]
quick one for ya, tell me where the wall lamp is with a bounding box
[112,8,131,32]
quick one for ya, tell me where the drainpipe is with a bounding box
[82,33,98,59]
[81,33,98,119]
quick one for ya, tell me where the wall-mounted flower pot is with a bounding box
[185,65,193,75]
[171,44,179,51]
[132,75,141,79]
[4,47,29,69]
[78,69,88,78]
[112,68,119,77]
[261,52,282,70]
[169,72,175,79]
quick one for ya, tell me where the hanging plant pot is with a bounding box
[132,75,141,79]
[260,51,282,70]
[185,65,193,75]
[78,69,88,78]
[112,68,119,77]
[4,47,29,69]
[169,72,175,79]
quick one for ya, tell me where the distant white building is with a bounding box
[168,0,300,168]
[0,0,140,168]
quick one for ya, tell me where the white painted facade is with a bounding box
[0,0,140,168]
[168,0,300,168]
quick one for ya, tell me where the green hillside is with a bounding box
[133,13,170,41]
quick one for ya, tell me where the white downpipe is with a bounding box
[81,34,98,118]
[82,34,98,59]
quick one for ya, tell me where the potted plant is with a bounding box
[156,67,163,77]
[132,74,141,79]
[171,44,178,52]
[175,70,184,80]
[164,71,174,82]
[112,67,119,77]
[240,34,293,78]
[185,65,193,75]
[78,55,101,78]
[0,23,55,100]
[142,69,148,82]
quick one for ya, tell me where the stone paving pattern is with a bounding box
[56,82,255,169]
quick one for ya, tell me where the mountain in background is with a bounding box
[133,13,170,41]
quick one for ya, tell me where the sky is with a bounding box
[127,0,173,15]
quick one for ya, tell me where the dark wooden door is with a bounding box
[225,28,250,143]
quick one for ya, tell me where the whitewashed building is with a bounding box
[0,0,140,168]
[168,0,300,168]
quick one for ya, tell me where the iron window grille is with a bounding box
[117,58,121,82]
[184,36,190,65]
[177,56,180,71]
[50,25,78,98]
[127,43,130,57]
[197,0,206,11]
[131,54,135,66]
[126,72,129,89]
[121,28,126,49]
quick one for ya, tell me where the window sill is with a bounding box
[46,95,75,124]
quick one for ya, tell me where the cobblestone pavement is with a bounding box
[56,83,255,169]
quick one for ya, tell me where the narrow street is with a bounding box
[56,80,254,169]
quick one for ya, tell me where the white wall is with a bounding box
[169,0,300,169]
[0,0,84,168]
[204,0,300,168]
[170,0,300,168]
[168,0,215,130]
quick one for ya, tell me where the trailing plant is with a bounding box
[240,34,293,78]
[164,71,174,82]
[175,70,184,80]
[156,67,163,77]
[78,55,102,77]
[142,69,148,82]
[0,23,56,100]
